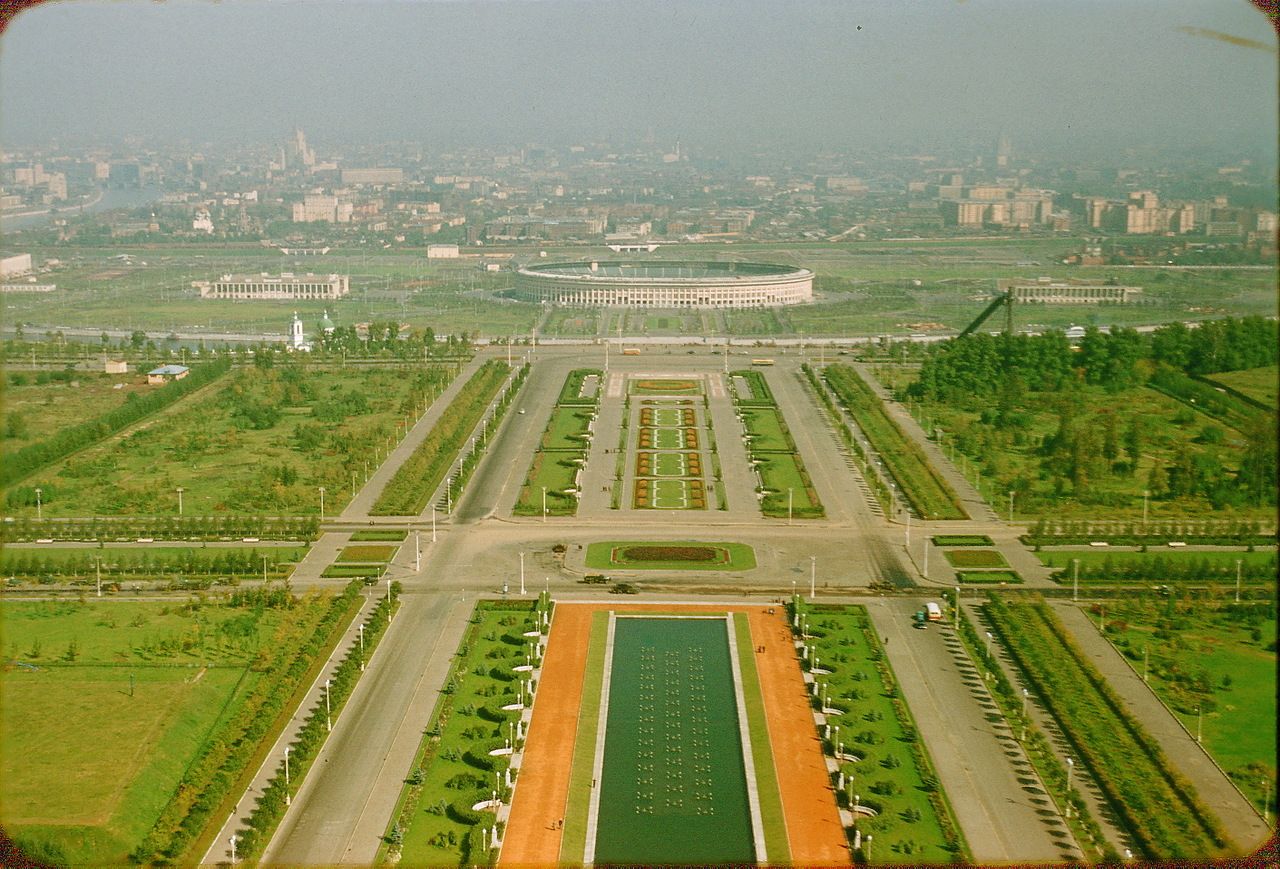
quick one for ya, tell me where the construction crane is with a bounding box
[958,289,1015,338]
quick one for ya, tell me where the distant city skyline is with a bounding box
[0,0,1276,162]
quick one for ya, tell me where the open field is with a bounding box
[5,362,449,517]
[2,370,155,449]
[0,590,353,864]
[9,241,1275,339]
[1094,597,1276,815]
[1202,365,1278,409]
[584,541,756,571]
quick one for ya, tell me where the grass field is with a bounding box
[0,596,323,863]
[1097,598,1275,815]
[1202,366,1278,409]
[2,371,155,449]
[593,617,755,864]
[943,549,1008,568]
[932,534,994,546]
[585,541,756,571]
[7,362,448,518]
[515,451,583,516]
[542,407,594,450]
[336,545,397,563]
[755,452,822,517]
[1036,550,1277,571]
[741,407,792,452]
[955,569,1022,584]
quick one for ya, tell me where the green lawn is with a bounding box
[542,407,594,450]
[1203,366,1278,409]
[1,371,155,449]
[756,452,822,517]
[955,570,1022,584]
[514,451,583,516]
[336,545,398,563]
[942,549,1008,568]
[793,602,966,863]
[741,407,792,452]
[1097,598,1275,814]
[585,541,756,571]
[0,596,314,864]
[390,602,542,865]
[931,535,994,547]
[651,452,689,476]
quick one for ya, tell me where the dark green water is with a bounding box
[593,617,754,865]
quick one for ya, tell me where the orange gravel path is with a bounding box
[500,603,847,866]
[748,609,851,863]
[499,604,593,866]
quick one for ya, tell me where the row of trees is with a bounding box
[909,316,1278,403]
[0,515,319,543]
[130,582,365,863]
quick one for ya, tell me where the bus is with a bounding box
[925,601,943,621]
[622,348,641,355]
[750,358,775,366]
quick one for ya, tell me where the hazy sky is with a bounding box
[0,0,1276,157]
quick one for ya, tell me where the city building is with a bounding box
[427,244,460,259]
[292,193,353,223]
[341,168,404,185]
[0,253,33,277]
[194,273,350,301]
[1000,278,1143,304]
[516,261,813,308]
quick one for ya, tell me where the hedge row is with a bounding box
[983,596,1228,859]
[234,587,400,859]
[1025,516,1273,547]
[0,514,319,544]
[371,361,516,515]
[2,357,232,487]
[130,581,365,863]
[824,364,967,520]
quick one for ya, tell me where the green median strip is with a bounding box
[560,610,610,862]
[733,613,790,862]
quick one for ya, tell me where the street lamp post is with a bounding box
[415,531,421,572]
[96,557,102,598]
[318,486,325,522]
[541,486,547,523]
[359,622,365,672]
[788,488,793,525]
[325,678,332,731]
[1143,489,1149,527]
[984,630,993,661]
[905,513,910,549]
[34,487,42,520]
[519,551,526,596]
[1022,688,1029,720]
[1235,559,1242,603]
[1196,705,1202,744]
[262,555,269,584]
[229,834,237,864]
[809,555,816,601]
[176,486,184,516]
[1072,558,1079,602]
[1065,757,1074,817]
[1008,490,1015,523]
[284,745,292,806]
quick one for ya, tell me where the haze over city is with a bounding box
[1,0,1277,159]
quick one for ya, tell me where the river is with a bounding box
[0,184,166,232]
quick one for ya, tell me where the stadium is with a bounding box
[514,260,813,308]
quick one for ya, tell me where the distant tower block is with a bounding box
[995,133,1012,169]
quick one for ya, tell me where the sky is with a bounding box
[0,0,1276,158]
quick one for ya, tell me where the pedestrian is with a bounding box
[884,636,889,645]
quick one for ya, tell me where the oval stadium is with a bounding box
[515,260,813,308]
